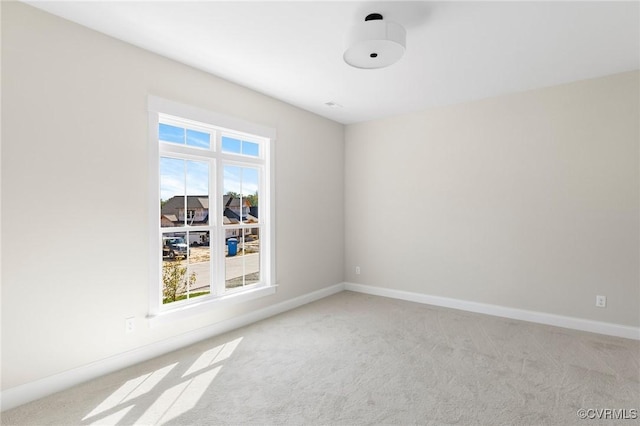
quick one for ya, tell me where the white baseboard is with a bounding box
[344,282,640,341]
[0,283,346,412]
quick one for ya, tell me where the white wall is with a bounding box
[1,2,344,391]
[345,71,639,327]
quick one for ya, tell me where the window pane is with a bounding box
[159,123,185,144]
[242,141,260,157]
[162,232,211,304]
[225,229,260,290]
[188,232,211,299]
[223,165,241,224]
[162,232,188,261]
[160,157,185,228]
[222,136,260,157]
[186,129,210,149]
[162,232,189,304]
[186,160,209,226]
[222,136,241,154]
[242,168,259,224]
[243,228,260,285]
[223,165,259,224]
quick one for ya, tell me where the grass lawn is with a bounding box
[163,291,210,304]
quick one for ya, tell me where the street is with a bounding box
[186,252,260,291]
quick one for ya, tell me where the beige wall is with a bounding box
[1,2,344,390]
[345,71,639,327]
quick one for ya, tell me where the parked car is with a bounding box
[163,237,189,259]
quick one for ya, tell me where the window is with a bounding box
[148,97,275,321]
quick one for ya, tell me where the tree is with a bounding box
[162,260,196,303]
[246,191,259,207]
[225,191,240,199]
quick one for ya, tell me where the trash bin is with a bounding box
[227,238,238,256]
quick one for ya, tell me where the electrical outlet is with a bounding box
[596,295,606,308]
[355,266,361,275]
[125,317,135,333]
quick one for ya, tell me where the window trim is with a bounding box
[147,96,277,325]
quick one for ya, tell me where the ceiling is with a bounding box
[24,1,640,124]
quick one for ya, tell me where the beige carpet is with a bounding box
[2,291,639,425]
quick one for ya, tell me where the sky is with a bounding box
[159,123,260,202]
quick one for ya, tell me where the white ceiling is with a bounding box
[24,1,640,124]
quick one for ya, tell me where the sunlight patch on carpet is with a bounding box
[183,337,243,378]
[82,363,178,422]
[81,338,243,425]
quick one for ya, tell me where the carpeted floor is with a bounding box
[2,291,639,425]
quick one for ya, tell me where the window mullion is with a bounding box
[182,160,187,227]
[209,155,217,298]
[215,131,226,296]
[160,142,216,159]
[218,153,263,165]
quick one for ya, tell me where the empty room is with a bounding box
[1,1,639,425]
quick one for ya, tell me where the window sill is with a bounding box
[147,285,277,327]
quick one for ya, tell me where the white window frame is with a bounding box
[148,96,276,325]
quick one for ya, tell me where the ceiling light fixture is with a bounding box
[343,13,406,69]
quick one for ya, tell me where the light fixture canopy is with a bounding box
[344,13,406,69]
